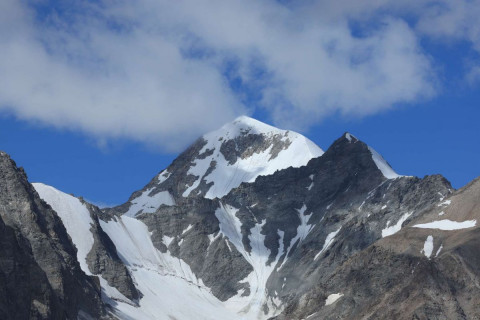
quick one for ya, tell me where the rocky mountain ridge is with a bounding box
[0,117,478,320]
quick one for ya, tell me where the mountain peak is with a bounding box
[328,133,401,180]
[186,116,324,198]
[204,115,294,142]
[112,117,324,217]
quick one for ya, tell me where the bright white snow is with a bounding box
[314,228,341,260]
[124,188,175,217]
[100,215,242,320]
[33,183,95,275]
[35,183,247,320]
[437,200,452,207]
[183,116,323,199]
[381,211,413,238]
[157,170,171,184]
[413,219,477,230]
[368,146,401,179]
[435,244,443,257]
[325,293,344,306]
[215,203,285,319]
[421,235,434,259]
[345,133,353,142]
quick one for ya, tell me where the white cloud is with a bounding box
[0,0,476,150]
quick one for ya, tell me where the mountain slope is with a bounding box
[33,185,243,320]
[0,152,107,319]
[99,129,454,319]
[33,183,139,302]
[276,177,480,320]
[107,116,323,217]
[4,117,479,320]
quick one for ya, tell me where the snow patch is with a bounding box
[413,219,476,230]
[435,244,443,257]
[162,235,175,247]
[314,228,341,260]
[325,293,343,306]
[157,170,171,184]
[437,200,452,207]
[208,232,221,244]
[182,224,194,234]
[421,235,434,259]
[381,211,412,238]
[345,133,353,142]
[125,188,175,217]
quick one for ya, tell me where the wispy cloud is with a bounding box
[0,0,478,151]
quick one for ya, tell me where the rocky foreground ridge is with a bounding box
[0,116,479,320]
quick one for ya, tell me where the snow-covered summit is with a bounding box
[203,115,301,140]
[183,115,324,199]
[115,116,324,217]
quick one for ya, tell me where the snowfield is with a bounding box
[34,183,242,320]
[100,215,241,320]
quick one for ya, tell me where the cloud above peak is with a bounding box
[0,0,477,150]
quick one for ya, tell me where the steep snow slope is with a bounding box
[99,215,242,320]
[34,183,242,320]
[33,183,95,275]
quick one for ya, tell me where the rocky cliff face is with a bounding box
[0,213,61,320]
[1,117,479,320]
[32,183,139,303]
[0,152,107,319]
[276,177,480,320]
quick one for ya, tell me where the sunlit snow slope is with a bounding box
[122,115,324,217]
[34,183,241,320]
[184,116,324,199]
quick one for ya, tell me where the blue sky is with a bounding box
[1,0,479,206]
